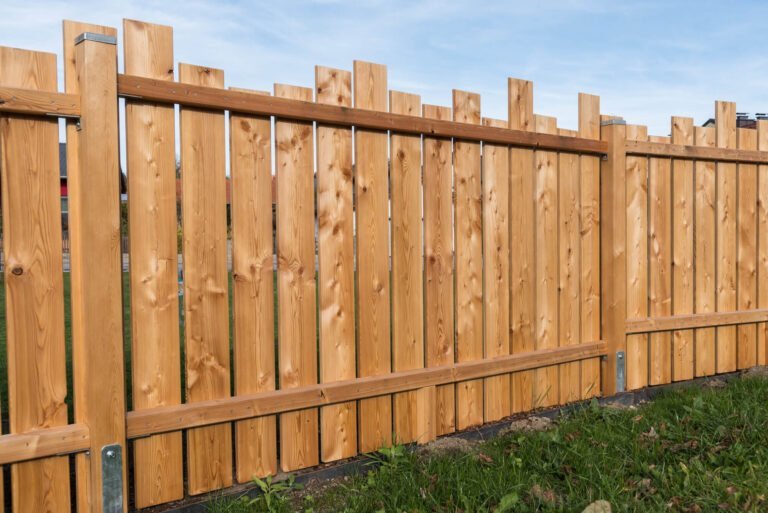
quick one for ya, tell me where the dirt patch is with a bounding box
[498,416,553,436]
[417,436,478,455]
[743,366,768,379]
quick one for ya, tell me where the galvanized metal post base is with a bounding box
[101,444,123,513]
[616,351,626,392]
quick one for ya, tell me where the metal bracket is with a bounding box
[101,444,123,513]
[75,32,117,46]
[616,351,626,392]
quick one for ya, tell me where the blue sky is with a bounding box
[3,0,767,135]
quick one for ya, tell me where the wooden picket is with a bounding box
[423,103,456,436]
[179,63,233,494]
[452,89,484,430]
[316,66,357,462]
[0,46,70,513]
[229,85,278,480]
[482,116,511,422]
[2,17,768,513]
[123,19,184,507]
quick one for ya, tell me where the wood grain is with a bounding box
[353,60,392,453]
[625,124,649,390]
[391,90,433,444]
[534,114,559,407]
[758,121,768,366]
[118,74,608,155]
[229,87,277,480]
[71,30,129,511]
[179,63,232,493]
[600,118,627,396]
[316,66,357,460]
[508,78,535,412]
[558,135,581,403]
[627,309,768,333]
[127,342,607,439]
[453,89,484,429]
[671,117,694,381]
[62,20,119,511]
[0,45,71,513]
[274,83,319,470]
[123,19,184,506]
[625,139,768,164]
[716,101,738,373]
[649,134,673,385]
[0,86,79,116]
[482,117,511,421]
[737,127,758,369]
[578,93,601,399]
[423,104,455,435]
[694,126,717,376]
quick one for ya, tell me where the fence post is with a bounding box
[600,118,627,396]
[69,30,127,513]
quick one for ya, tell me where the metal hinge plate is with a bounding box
[616,351,626,392]
[101,444,123,513]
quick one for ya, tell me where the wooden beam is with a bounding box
[627,309,768,334]
[117,74,607,155]
[0,424,90,466]
[626,139,768,165]
[0,86,80,117]
[600,121,628,395]
[126,341,606,439]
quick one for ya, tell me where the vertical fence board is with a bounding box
[0,46,70,513]
[716,101,738,373]
[737,127,758,369]
[62,20,119,511]
[453,89,484,429]
[578,93,601,399]
[625,125,649,390]
[482,117,511,421]
[508,79,535,412]
[671,117,695,382]
[534,115,559,407]
[391,90,433,444]
[316,66,357,461]
[649,135,672,385]
[758,121,768,366]
[179,63,233,493]
[229,87,277,480]
[423,104,455,436]
[123,20,184,506]
[694,126,717,376]
[353,61,392,453]
[557,129,581,404]
[274,83,320,470]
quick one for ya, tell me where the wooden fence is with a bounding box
[0,18,765,513]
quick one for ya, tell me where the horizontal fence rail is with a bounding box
[0,17,767,513]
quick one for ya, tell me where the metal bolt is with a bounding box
[106,450,115,459]
[617,353,624,359]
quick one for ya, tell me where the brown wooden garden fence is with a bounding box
[0,18,766,513]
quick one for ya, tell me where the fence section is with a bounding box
[0,17,766,513]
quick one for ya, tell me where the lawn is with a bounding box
[209,374,768,513]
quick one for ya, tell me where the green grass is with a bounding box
[210,376,768,513]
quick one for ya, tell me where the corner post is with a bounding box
[600,118,627,395]
[70,31,127,513]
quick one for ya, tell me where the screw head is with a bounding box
[106,450,115,458]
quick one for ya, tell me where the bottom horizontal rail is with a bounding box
[0,423,90,465]
[127,341,606,439]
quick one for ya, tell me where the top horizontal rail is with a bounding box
[626,139,768,165]
[0,86,80,117]
[117,74,608,155]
